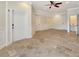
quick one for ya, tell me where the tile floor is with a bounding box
[0,29,79,57]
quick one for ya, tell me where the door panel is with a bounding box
[13,9,27,41]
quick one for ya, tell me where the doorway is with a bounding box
[69,15,78,39]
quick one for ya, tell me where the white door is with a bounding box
[13,9,28,41]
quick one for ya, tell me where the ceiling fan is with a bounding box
[45,1,62,9]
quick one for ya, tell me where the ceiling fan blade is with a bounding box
[50,1,54,5]
[54,2,62,8]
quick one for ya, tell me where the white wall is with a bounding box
[0,2,6,49]
[32,11,68,32]
[32,14,52,31]
[51,12,67,30]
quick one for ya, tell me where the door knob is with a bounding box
[12,24,14,29]
[12,24,14,26]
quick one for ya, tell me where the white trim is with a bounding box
[67,12,70,32]
[5,1,8,46]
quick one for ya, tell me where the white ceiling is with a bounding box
[31,1,79,14]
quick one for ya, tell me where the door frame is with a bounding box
[6,9,13,46]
